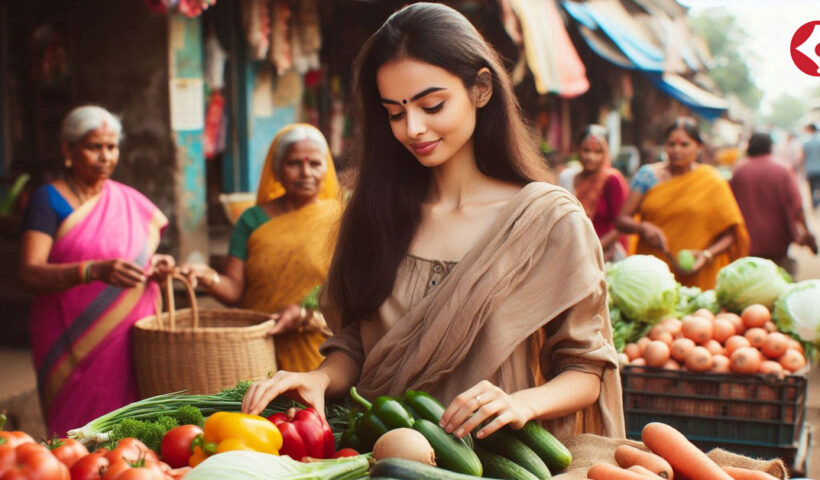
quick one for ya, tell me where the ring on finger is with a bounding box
[475,394,483,407]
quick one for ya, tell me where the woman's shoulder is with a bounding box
[519,182,587,218]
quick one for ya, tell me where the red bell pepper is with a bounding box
[268,407,334,461]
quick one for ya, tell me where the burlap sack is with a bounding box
[553,434,789,479]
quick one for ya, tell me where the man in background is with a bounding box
[731,132,817,276]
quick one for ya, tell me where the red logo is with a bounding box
[791,21,820,76]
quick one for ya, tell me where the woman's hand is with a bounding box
[267,304,305,336]
[146,254,176,282]
[178,262,219,289]
[241,370,331,418]
[91,259,146,287]
[440,380,534,440]
[637,222,669,253]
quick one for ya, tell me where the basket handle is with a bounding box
[153,271,200,330]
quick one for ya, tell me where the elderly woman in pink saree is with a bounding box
[19,106,173,436]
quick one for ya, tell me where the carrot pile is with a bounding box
[620,304,807,376]
[587,422,779,480]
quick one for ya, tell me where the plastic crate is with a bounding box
[621,365,807,456]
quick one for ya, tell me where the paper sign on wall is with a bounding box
[170,78,204,131]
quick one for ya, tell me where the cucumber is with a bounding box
[412,418,483,476]
[513,421,572,472]
[475,445,540,480]
[478,429,551,479]
[371,458,498,480]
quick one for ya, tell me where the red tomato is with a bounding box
[160,425,203,469]
[100,459,165,480]
[0,432,35,449]
[69,452,109,480]
[104,439,158,464]
[48,438,90,468]
[331,448,359,458]
[0,442,70,480]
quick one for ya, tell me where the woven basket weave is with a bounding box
[133,273,276,398]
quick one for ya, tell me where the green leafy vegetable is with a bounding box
[607,255,679,323]
[184,450,371,480]
[109,415,178,452]
[175,404,205,427]
[300,285,323,311]
[716,257,791,312]
[774,280,820,352]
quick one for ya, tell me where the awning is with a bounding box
[648,73,729,120]
[509,0,589,98]
[563,0,664,71]
[562,0,727,119]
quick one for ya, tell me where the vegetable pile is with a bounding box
[620,303,809,376]
[609,255,818,364]
[587,422,777,479]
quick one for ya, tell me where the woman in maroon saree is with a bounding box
[19,106,173,436]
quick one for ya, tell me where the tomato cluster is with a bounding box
[0,431,189,480]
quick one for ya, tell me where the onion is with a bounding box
[372,428,436,466]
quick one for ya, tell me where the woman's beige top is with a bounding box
[321,182,625,439]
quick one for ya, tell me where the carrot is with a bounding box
[615,445,673,479]
[721,466,779,480]
[588,463,655,480]
[641,423,734,480]
[628,465,666,479]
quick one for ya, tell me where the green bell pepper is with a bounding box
[349,386,415,449]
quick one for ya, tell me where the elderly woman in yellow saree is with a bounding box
[181,124,342,372]
[616,117,749,290]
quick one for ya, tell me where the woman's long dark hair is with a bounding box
[327,2,548,327]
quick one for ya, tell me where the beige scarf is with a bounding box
[327,182,625,438]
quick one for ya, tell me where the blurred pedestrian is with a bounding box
[802,123,820,210]
[181,124,342,372]
[616,117,749,290]
[19,105,174,435]
[730,132,817,275]
[563,125,628,262]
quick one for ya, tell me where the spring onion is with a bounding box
[67,381,298,445]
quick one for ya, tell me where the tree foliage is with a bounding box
[688,9,763,110]
[764,93,807,130]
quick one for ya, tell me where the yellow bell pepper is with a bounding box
[189,412,282,467]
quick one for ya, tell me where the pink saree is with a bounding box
[30,180,167,436]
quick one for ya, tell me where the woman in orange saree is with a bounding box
[181,124,342,372]
[617,117,749,290]
[20,106,172,435]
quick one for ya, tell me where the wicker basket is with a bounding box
[133,273,276,398]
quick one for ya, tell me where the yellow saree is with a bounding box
[241,199,342,371]
[637,165,749,290]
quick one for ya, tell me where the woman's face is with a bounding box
[279,139,327,200]
[66,126,120,184]
[664,127,700,168]
[377,58,478,168]
[578,135,607,172]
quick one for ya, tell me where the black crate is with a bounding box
[621,365,807,456]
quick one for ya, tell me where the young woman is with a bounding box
[565,125,628,262]
[242,2,624,441]
[616,117,749,289]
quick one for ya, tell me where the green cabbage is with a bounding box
[185,451,371,480]
[607,255,679,322]
[715,257,791,312]
[774,280,820,344]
